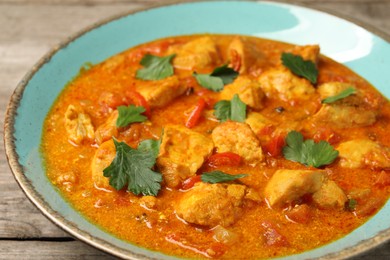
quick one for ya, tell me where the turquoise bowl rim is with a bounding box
[4,1,390,259]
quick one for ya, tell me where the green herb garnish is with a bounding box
[346,198,357,211]
[214,94,246,122]
[136,54,175,80]
[281,53,318,84]
[116,105,147,127]
[103,138,162,196]
[322,87,356,104]
[194,64,238,92]
[282,131,339,168]
[201,170,247,183]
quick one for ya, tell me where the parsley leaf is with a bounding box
[214,100,231,121]
[212,65,239,85]
[282,131,305,162]
[103,138,162,196]
[136,54,175,80]
[282,131,339,168]
[194,64,238,92]
[138,137,161,159]
[214,94,246,122]
[116,105,147,127]
[281,53,318,84]
[346,199,357,211]
[322,87,356,104]
[201,170,247,183]
[230,94,246,122]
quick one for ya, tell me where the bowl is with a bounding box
[4,1,390,259]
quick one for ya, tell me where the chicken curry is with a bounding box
[42,34,390,259]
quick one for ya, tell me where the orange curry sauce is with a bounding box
[42,35,390,259]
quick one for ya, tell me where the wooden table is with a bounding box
[1,0,389,259]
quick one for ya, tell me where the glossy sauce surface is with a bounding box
[42,35,390,259]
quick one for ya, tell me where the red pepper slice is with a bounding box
[185,98,206,128]
[125,90,151,118]
[207,152,242,167]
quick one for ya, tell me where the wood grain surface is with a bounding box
[1,0,389,259]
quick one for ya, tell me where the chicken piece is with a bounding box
[212,121,263,164]
[139,196,158,210]
[258,67,315,101]
[228,185,261,204]
[318,81,382,110]
[246,112,303,143]
[169,36,220,70]
[175,183,258,227]
[157,159,191,189]
[245,111,272,135]
[64,105,95,144]
[312,180,347,209]
[94,110,118,145]
[312,82,379,128]
[337,139,390,169]
[157,125,214,188]
[227,36,265,73]
[137,76,187,108]
[220,76,265,110]
[244,187,262,202]
[317,82,355,99]
[312,105,377,128]
[264,169,326,207]
[290,45,320,65]
[226,184,246,207]
[91,139,116,190]
[274,121,303,136]
[101,54,125,71]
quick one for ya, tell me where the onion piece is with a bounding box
[212,225,238,245]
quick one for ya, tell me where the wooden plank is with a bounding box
[0,3,144,239]
[0,3,144,123]
[0,189,69,238]
[0,239,388,259]
[0,240,117,259]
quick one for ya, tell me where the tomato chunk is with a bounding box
[181,175,202,190]
[285,204,312,224]
[98,92,127,109]
[313,128,341,145]
[263,134,285,157]
[185,98,206,128]
[125,90,151,118]
[261,221,289,247]
[259,124,275,136]
[207,152,242,167]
